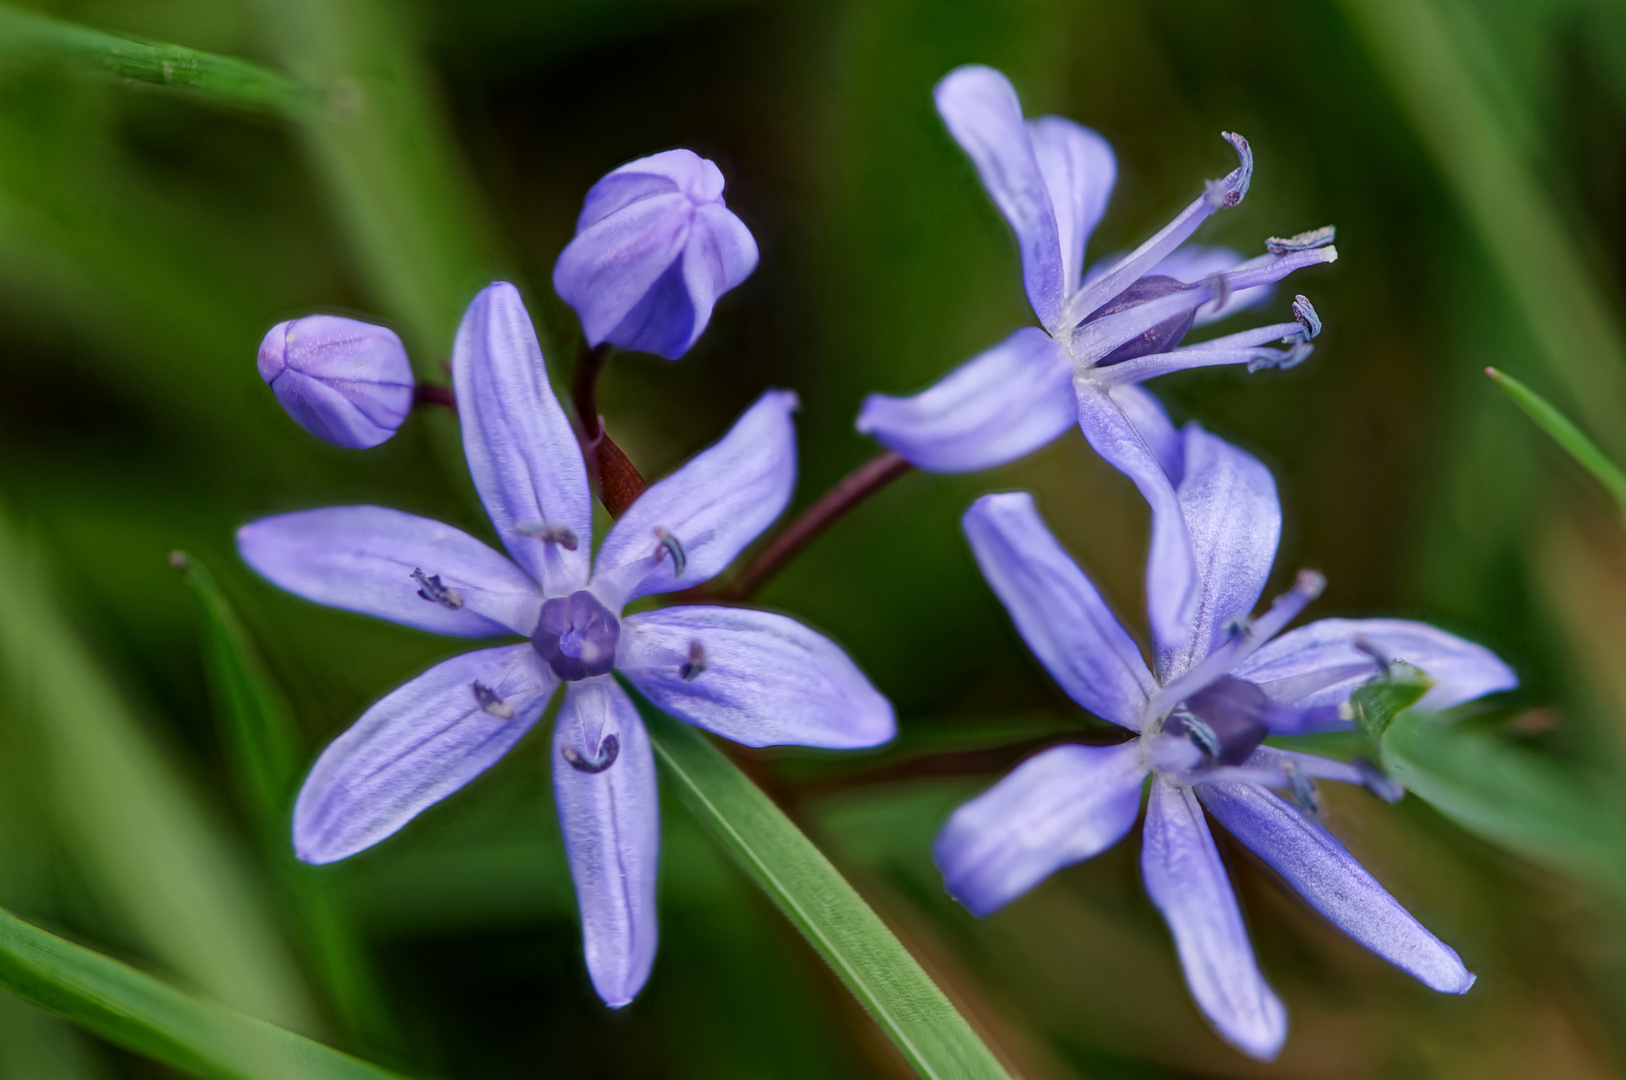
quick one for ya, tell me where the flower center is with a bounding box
[1160,675,1272,767]
[531,591,620,681]
[1078,274,1197,367]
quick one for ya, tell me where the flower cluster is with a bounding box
[244,63,1516,1061]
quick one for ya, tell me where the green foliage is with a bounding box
[1348,660,1431,745]
[1486,366,1626,520]
[0,905,405,1080]
[0,4,305,111]
[636,697,1013,1080]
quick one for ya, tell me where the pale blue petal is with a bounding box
[1142,778,1287,1061]
[293,645,556,863]
[1157,426,1280,681]
[963,493,1156,728]
[619,605,893,749]
[856,328,1073,472]
[238,506,543,637]
[934,741,1147,916]
[453,283,592,593]
[553,678,660,1008]
[1200,781,1475,993]
[592,390,796,605]
[934,65,1067,332]
[1233,618,1517,713]
[1028,115,1115,293]
[1074,380,1198,652]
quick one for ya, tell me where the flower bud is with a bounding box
[257,315,415,448]
[553,149,758,360]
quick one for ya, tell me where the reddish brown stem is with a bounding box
[571,342,646,516]
[414,383,456,410]
[697,450,912,602]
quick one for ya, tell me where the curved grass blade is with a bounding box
[0,4,307,111]
[634,698,1012,1080]
[0,906,406,1080]
[1486,367,1626,520]
[173,553,400,1053]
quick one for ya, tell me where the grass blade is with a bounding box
[0,4,306,111]
[0,905,405,1080]
[637,702,1012,1080]
[173,554,400,1052]
[1486,367,1626,519]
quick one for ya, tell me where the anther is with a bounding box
[1354,757,1404,804]
[1284,761,1320,814]
[562,734,620,774]
[471,680,514,719]
[411,568,464,609]
[680,640,707,682]
[1204,132,1253,208]
[1170,707,1222,759]
[515,523,580,551]
[653,528,687,577]
[1266,225,1336,255]
[1291,295,1322,338]
[1295,569,1327,601]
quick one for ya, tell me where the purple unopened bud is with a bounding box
[257,315,415,449]
[553,149,759,360]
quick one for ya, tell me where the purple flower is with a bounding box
[239,282,892,1008]
[257,315,415,448]
[935,421,1515,1060]
[857,65,1336,647]
[554,149,759,360]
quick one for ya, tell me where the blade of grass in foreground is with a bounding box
[0,4,306,111]
[174,554,400,1054]
[0,906,406,1080]
[1486,367,1626,521]
[635,700,1012,1080]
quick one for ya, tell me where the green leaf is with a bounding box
[0,905,406,1080]
[174,554,400,1053]
[1381,711,1626,897]
[635,699,1013,1080]
[0,505,317,1033]
[0,4,307,111]
[1486,367,1626,519]
[1348,661,1431,745]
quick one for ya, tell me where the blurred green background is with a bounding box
[3,0,1626,1075]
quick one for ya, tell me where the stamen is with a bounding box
[562,734,620,774]
[653,528,687,577]
[1355,757,1405,804]
[1266,225,1336,255]
[1283,761,1320,814]
[1203,272,1232,313]
[680,640,707,682]
[411,568,464,609]
[515,522,580,550]
[471,680,514,719]
[1291,295,1322,338]
[1148,570,1326,721]
[1204,132,1253,208]
[1171,708,1221,758]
